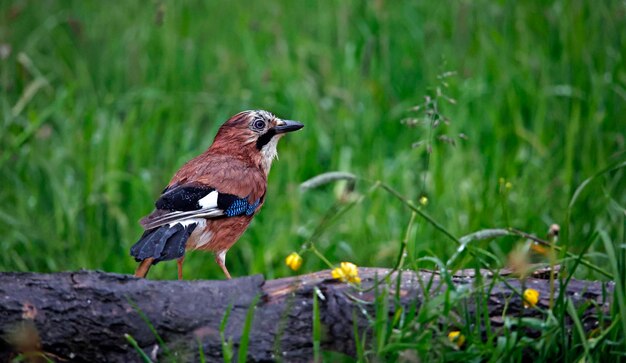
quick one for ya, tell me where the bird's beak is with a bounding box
[274,119,304,134]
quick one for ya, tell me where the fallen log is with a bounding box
[0,268,615,362]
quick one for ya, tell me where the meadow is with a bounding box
[1,0,625,361]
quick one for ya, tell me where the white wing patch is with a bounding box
[198,190,219,209]
[169,218,202,228]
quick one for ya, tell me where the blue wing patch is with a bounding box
[224,197,260,217]
[246,199,260,215]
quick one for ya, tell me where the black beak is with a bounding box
[274,119,304,134]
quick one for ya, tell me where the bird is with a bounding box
[130,110,303,279]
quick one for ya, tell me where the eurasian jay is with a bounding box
[130,110,303,279]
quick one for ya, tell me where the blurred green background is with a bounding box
[1,0,624,280]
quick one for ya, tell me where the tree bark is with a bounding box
[0,268,615,362]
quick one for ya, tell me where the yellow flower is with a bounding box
[331,262,361,284]
[505,181,513,190]
[419,196,429,206]
[448,330,465,348]
[285,252,303,271]
[523,288,540,308]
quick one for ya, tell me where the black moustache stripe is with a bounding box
[256,128,276,150]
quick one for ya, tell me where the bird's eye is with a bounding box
[252,118,266,130]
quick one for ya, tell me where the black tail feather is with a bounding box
[130,223,197,264]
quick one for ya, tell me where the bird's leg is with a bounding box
[215,250,231,279]
[134,258,154,278]
[177,256,185,280]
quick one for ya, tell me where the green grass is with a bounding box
[1,0,625,361]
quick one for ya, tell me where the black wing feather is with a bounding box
[155,186,215,211]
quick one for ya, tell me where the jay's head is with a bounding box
[210,110,303,172]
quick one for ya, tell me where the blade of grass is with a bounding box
[588,315,620,350]
[237,294,260,363]
[374,273,390,355]
[448,228,510,268]
[599,230,626,350]
[313,286,322,363]
[563,232,599,288]
[125,297,172,360]
[363,211,416,293]
[300,171,357,190]
[198,337,206,363]
[565,160,626,258]
[220,303,234,363]
[11,353,55,363]
[124,333,154,363]
[352,308,365,362]
[566,298,591,358]
[568,160,626,211]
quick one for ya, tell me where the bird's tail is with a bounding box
[130,222,197,277]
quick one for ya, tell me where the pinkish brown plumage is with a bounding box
[131,110,303,279]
